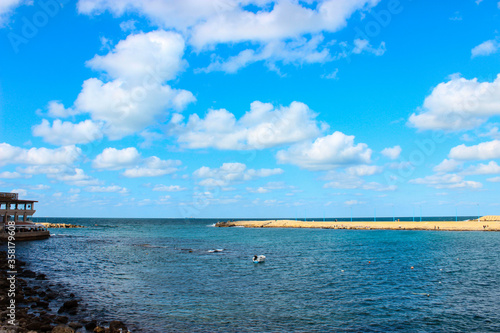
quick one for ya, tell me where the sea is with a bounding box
[12,217,500,332]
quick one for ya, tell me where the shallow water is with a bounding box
[13,218,500,332]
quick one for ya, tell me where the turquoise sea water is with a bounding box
[14,218,500,332]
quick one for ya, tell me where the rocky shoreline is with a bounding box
[38,224,84,229]
[0,251,131,333]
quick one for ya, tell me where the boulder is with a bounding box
[109,321,128,333]
[84,321,97,331]
[93,327,106,333]
[68,322,83,330]
[51,325,75,333]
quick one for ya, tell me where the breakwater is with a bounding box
[216,216,500,231]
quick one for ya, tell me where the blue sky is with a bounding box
[1,0,500,218]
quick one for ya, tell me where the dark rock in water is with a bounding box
[55,316,69,324]
[39,291,47,297]
[69,293,75,298]
[110,320,128,333]
[58,300,78,313]
[46,292,59,300]
[68,322,83,330]
[84,321,97,331]
[94,327,106,333]
[36,300,50,309]
[36,273,47,280]
[23,269,37,278]
[51,325,75,333]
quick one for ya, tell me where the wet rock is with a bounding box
[93,327,106,333]
[68,322,83,330]
[109,321,128,333]
[51,325,75,333]
[36,273,47,280]
[36,300,50,309]
[85,321,97,331]
[41,324,55,332]
[55,316,69,324]
[26,321,42,331]
[58,300,78,313]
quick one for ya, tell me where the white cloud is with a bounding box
[86,30,186,84]
[410,174,482,189]
[119,19,137,32]
[433,159,462,173]
[93,147,141,170]
[276,131,371,170]
[201,34,332,73]
[171,101,326,150]
[449,140,500,160]
[93,147,181,177]
[352,39,386,56]
[0,171,23,179]
[0,0,25,26]
[189,0,380,49]
[86,185,128,193]
[381,145,401,160]
[48,30,195,141]
[152,184,187,192]
[46,101,79,118]
[78,0,382,72]
[32,119,104,145]
[345,165,382,177]
[487,176,500,182]
[11,188,27,197]
[0,143,81,167]
[323,170,395,191]
[122,157,181,178]
[20,166,102,187]
[471,39,500,58]
[322,68,339,80]
[408,74,500,131]
[193,162,283,187]
[246,181,289,193]
[463,161,500,175]
[345,200,364,205]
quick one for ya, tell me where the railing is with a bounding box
[0,193,18,200]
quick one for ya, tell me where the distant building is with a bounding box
[0,192,49,241]
[0,192,37,224]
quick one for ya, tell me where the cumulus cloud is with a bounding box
[152,184,187,192]
[86,185,128,193]
[93,147,141,170]
[32,119,104,145]
[471,39,500,58]
[44,30,195,141]
[93,147,181,177]
[77,0,382,72]
[449,140,500,160]
[0,171,24,179]
[0,143,81,167]
[410,174,482,189]
[433,159,462,173]
[122,157,181,178]
[170,101,326,150]
[381,145,401,160]
[193,162,283,187]
[408,74,500,131]
[21,166,102,187]
[276,131,372,170]
[462,161,500,175]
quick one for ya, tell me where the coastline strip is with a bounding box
[216,217,500,231]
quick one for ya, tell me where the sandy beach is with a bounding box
[216,216,500,231]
